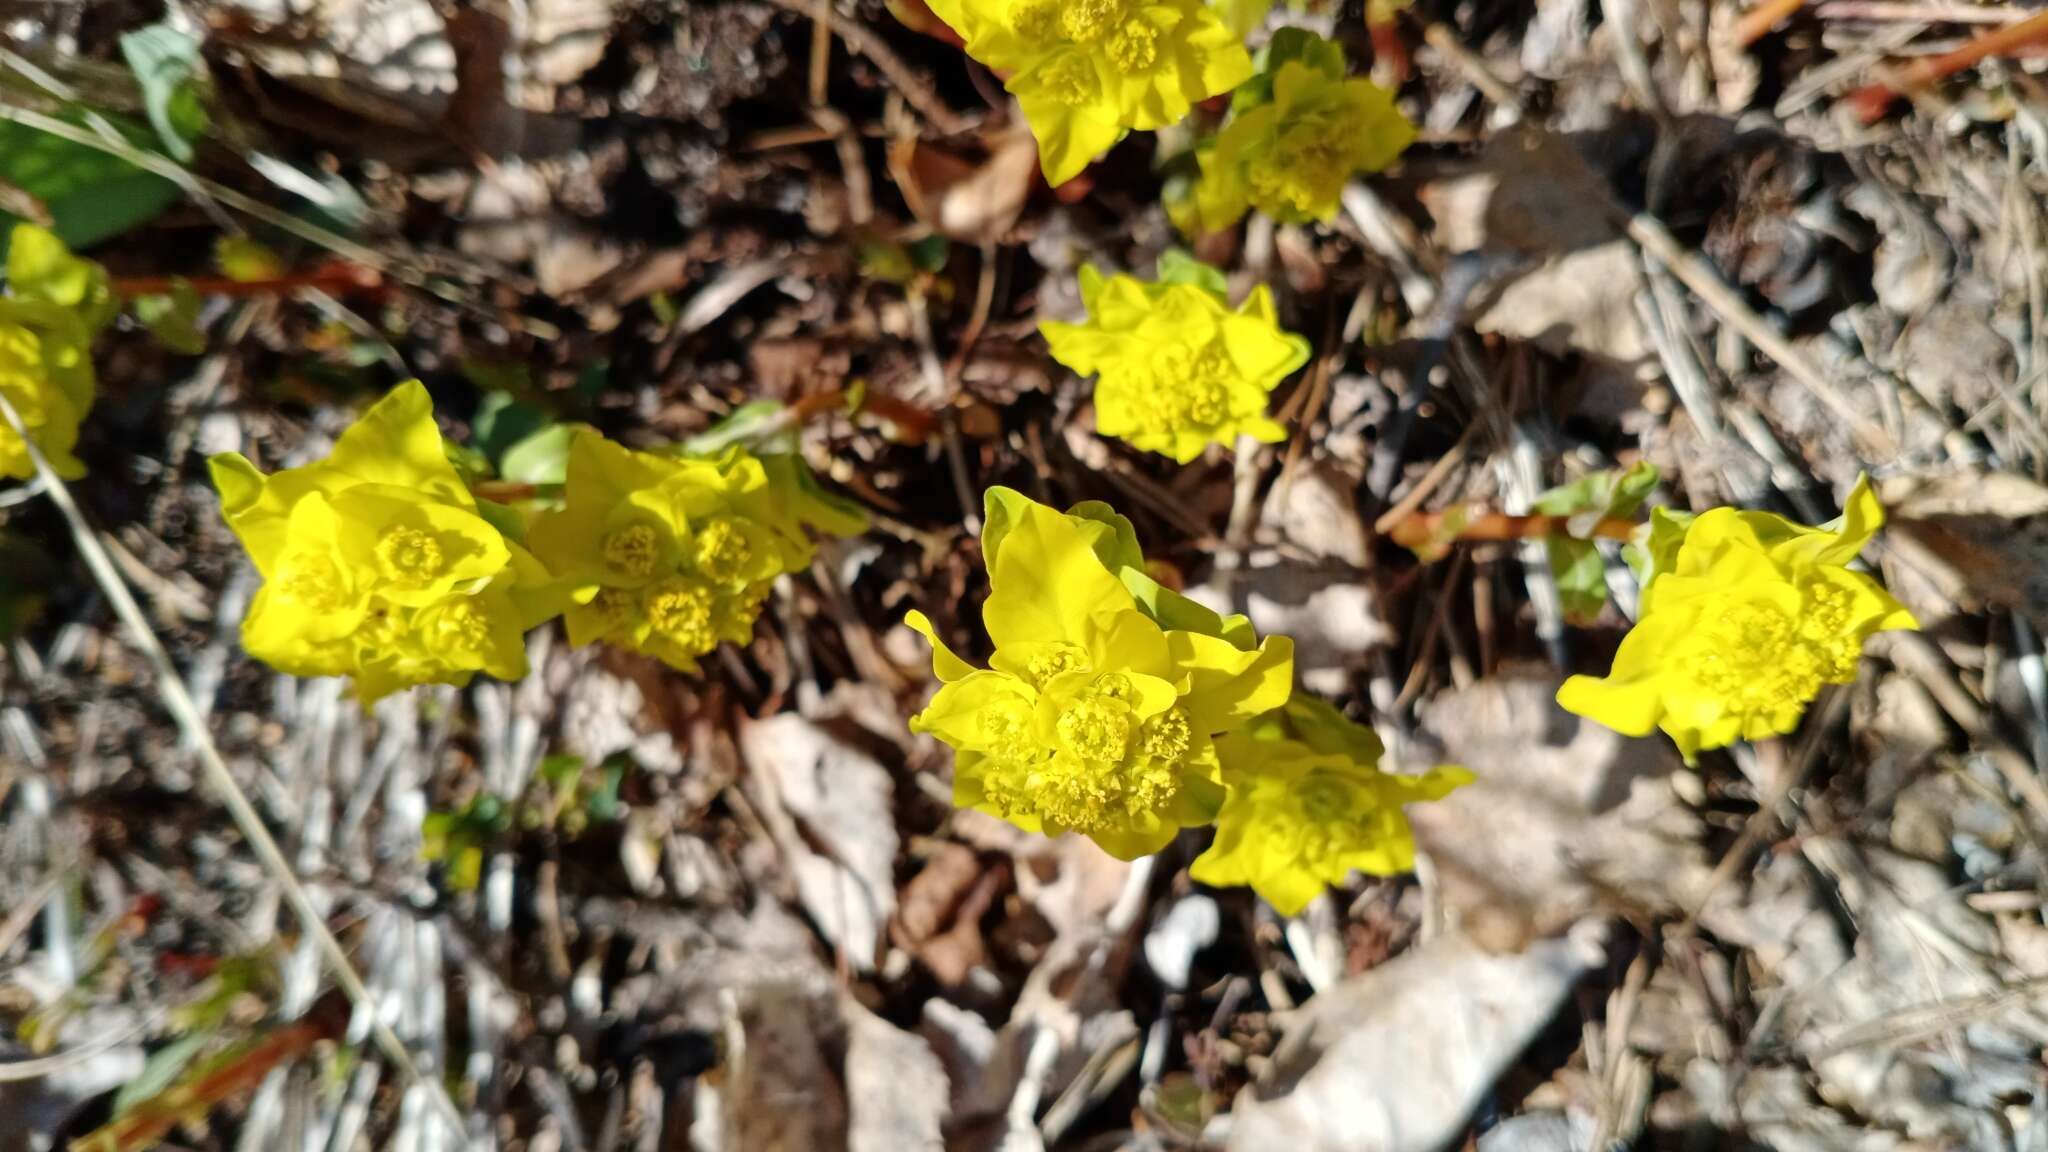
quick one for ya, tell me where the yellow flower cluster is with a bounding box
[1558,476,1918,760]
[0,225,113,480]
[210,382,562,704]
[908,488,1466,913]
[1041,265,1309,462]
[213,388,867,700]
[528,429,863,673]
[923,0,1252,185]
[1194,697,1470,915]
[1191,48,1414,230]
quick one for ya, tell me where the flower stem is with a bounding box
[111,262,387,300]
[1387,509,1641,550]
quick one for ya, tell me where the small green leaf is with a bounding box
[1546,538,1610,623]
[0,119,180,254]
[113,1033,212,1116]
[683,400,794,456]
[473,391,547,461]
[499,423,575,486]
[214,235,286,282]
[1155,248,1228,297]
[120,23,208,164]
[133,279,207,354]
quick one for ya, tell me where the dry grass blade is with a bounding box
[0,391,471,1147]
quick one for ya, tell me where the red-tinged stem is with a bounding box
[1388,510,1641,550]
[1846,7,2048,120]
[472,481,540,503]
[1370,18,1412,84]
[111,263,386,300]
[1733,0,1812,46]
[69,1015,340,1152]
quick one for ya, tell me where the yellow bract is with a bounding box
[1041,266,1310,462]
[907,487,1293,859]
[209,381,562,703]
[0,225,113,480]
[1193,697,1471,915]
[527,429,861,673]
[1192,59,1413,229]
[1557,475,1919,761]
[923,0,1253,185]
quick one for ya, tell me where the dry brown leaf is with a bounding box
[891,120,1040,245]
[1407,675,1707,949]
[1222,926,1605,1152]
[1879,469,2048,626]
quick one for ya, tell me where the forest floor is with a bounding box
[3,0,2048,1150]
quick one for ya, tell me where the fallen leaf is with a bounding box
[1878,469,2048,627]
[740,714,899,971]
[1407,675,1707,949]
[1222,926,1606,1152]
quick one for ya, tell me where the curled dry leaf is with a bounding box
[1221,926,1606,1152]
[1878,469,2048,627]
[739,713,899,972]
[891,119,1041,246]
[1406,676,1708,950]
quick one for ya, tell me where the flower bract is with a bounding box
[1557,475,1919,761]
[1192,696,1471,915]
[1041,265,1310,462]
[922,0,1254,185]
[209,381,562,703]
[907,486,1293,859]
[0,225,113,480]
[527,429,861,673]
[1191,55,1414,230]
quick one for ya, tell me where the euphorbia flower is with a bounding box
[922,0,1254,185]
[0,225,113,480]
[1191,54,1414,230]
[907,487,1293,859]
[527,430,863,673]
[1041,265,1310,462]
[1193,697,1470,915]
[1558,476,1918,760]
[210,381,561,702]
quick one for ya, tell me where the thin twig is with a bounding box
[0,391,470,1145]
[1844,9,2048,120]
[756,0,971,135]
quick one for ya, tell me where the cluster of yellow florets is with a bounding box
[1558,475,1918,761]
[211,384,864,701]
[0,225,113,480]
[908,487,1468,910]
[527,429,863,673]
[1041,264,1310,462]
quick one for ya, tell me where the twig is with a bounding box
[1814,2,2034,23]
[112,266,386,301]
[1733,0,1813,46]
[757,0,971,135]
[1387,509,1639,549]
[1844,9,2048,121]
[1622,210,1899,459]
[0,391,470,1145]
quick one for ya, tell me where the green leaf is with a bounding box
[120,23,208,164]
[1233,29,1349,113]
[472,391,547,461]
[1155,248,1228,297]
[1546,538,1611,623]
[1532,460,1660,520]
[683,400,794,456]
[0,119,180,255]
[1531,461,1659,620]
[499,423,575,486]
[112,1033,212,1116]
[133,279,206,354]
[214,234,285,282]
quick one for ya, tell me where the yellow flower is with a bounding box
[1192,696,1470,915]
[527,430,857,673]
[1557,475,1919,761]
[907,487,1293,859]
[923,0,1253,185]
[1192,57,1413,230]
[1041,265,1310,462]
[0,225,112,480]
[209,381,561,703]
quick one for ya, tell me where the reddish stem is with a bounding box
[1733,0,1812,46]
[112,262,386,300]
[1388,510,1641,550]
[1845,7,2048,120]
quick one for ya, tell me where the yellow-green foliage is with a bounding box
[1193,697,1469,915]
[1041,265,1309,462]
[0,225,113,479]
[1558,475,1918,761]
[209,382,563,703]
[527,428,865,674]
[921,0,1253,185]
